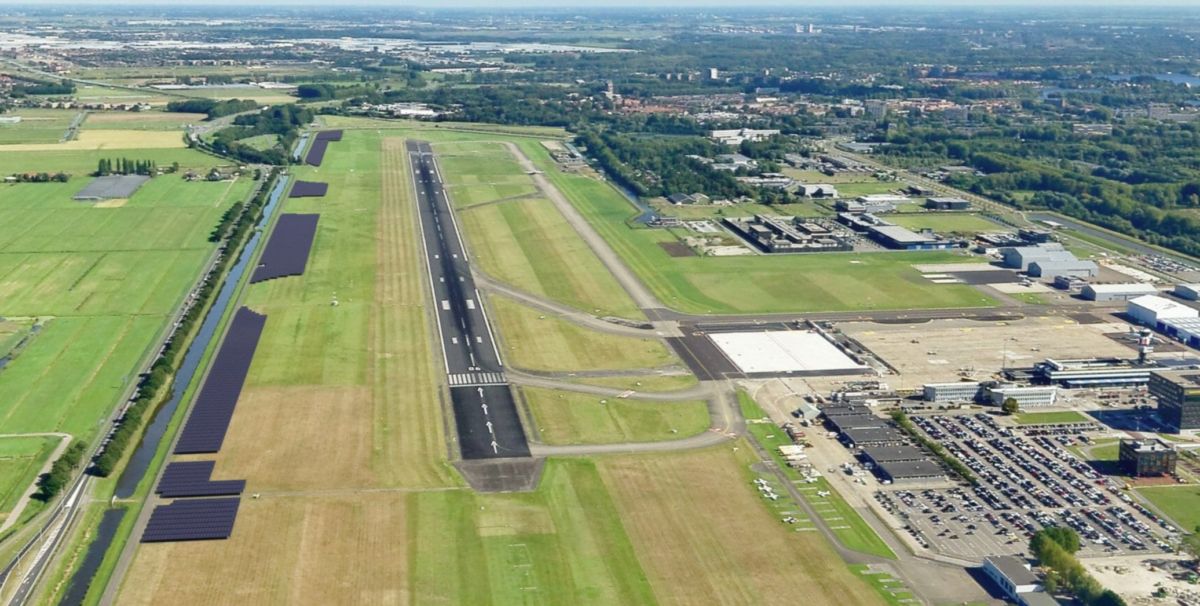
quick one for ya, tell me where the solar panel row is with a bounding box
[288,180,328,198]
[142,498,241,543]
[303,130,342,166]
[174,307,267,454]
[249,213,320,284]
[157,461,246,498]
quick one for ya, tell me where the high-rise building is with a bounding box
[865,100,888,120]
[1119,439,1178,477]
[708,67,719,80]
[1149,370,1200,430]
[1148,103,1173,120]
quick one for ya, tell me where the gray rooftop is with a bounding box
[878,460,945,479]
[870,224,937,244]
[840,426,904,444]
[862,445,929,463]
[987,556,1039,585]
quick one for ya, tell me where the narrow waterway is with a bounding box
[113,176,287,498]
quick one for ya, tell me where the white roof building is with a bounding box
[1082,283,1158,302]
[1128,295,1199,327]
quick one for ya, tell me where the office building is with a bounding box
[1119,439,1178,477]
[923,382,983,403]
[1031,358,1151,388]
[925,197,970,211]
[1149,370,1200,431]
[987,385,1058,408]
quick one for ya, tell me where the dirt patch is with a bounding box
[92,198,128,208]
[118,493,410,606]
[658,241,696,258]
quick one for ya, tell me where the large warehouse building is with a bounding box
[1082,283,1159,302]
[1127,295,1199,328]
[876,460,946,484]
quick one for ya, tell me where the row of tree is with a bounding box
[95,158,157,177]
[166,98,260,120]
[1030,528,1126,606]
[34,440,87,502]
[93,170,274,477]
[204,104,313,165]
[6,172,69,183]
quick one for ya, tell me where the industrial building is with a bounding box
[924,197,970,211]
[825,413,890,432]
[1159,317,1200,348]
[710,128,780,146]
[1119,439,1178,477]
[837,196,898,214]
[983,556,1046,606]
[1002,243,1098,278]
[796,184,839,198]
[876,460,946,484]
[1054,274,1087,292]
[1029,358,1152,388]
[1127,295,1199,328]
[838,213,955,250]
[986,385,1058,408]
[839,426,905,447]
[922,382,983,403]
[856,193,911,206]
[1174,283,1200,301]
[1149,370,1200,431]
[724,215,853,253]
[861,445,929,466]
[1082,283,1159,302]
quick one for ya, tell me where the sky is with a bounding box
[1,0,1195,5]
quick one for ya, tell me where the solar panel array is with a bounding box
[174,307,268,454]
[288,180,328,198]
[303,130,343,166]
[142,498,241,543]
[250,214,320,284]
[156,461,246,498]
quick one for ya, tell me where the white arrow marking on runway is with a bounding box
[481,403,489,415]
[486,421,494,435]
[469,352,477,367]
[491,441,499,454]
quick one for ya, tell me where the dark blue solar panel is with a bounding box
[174,308,267,455]
[288,181,328,198]
[157,461,246,498]
[304,131,341,166]
[315,130,343,141]
[250,214,319,284]
[141,498,241,543]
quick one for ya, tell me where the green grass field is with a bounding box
[523,387,710,445]
[0,109,79,145]
[888,213,1001,235]
[1136,486,1200,531]
[0,436,58,515]
[490,297,677,372]
[0,148,220,176]
[567,373,699,393]
[508,139,995,314]
[238,134,280,151]
[1013,411,1091,425]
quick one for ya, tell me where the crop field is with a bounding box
[83,111,207,130]
[489,297,676,372]
[231,132,457,491]
[887,213,1002,235]
[506,139,994,314]
[0,109,79,145]
[523,387,710,445]
[458,195,643,318]
[0,436,58,515]
[171,88,297,103]
[120,459,655,605]
[599,447,886,606]
[0,130,185,152]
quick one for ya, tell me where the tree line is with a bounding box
[95,158,157,177]
[1030,528,1126,606]
[166,98,260,120]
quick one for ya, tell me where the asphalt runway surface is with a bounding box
[409,141,530,460]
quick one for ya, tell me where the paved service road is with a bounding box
[408,141,530,459]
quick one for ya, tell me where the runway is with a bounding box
[408,141,530,460]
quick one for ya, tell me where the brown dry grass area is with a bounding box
[194,385,376,491]
[374,137,457,487]
[599,447,885,606]
[92,198,128,208]
[118,493,411,606]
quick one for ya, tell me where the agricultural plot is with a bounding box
[120,459,653,605]
[0,109,79,145]
[599,447,886,606]
[83,111,207,130]
[523,387,710,445]
[0,148,220,175]
[0,130,185,152]
[489,297,677,372]
[0,436,58,515]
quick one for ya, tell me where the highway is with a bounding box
[408,141,531,460]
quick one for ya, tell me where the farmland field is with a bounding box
[490,297,676,372]
[0,436,58,515]
[0,147,220,175]
[0,109,79,145]
[0,130,185,151]
[523,386,710,445]
[83,111,207,130]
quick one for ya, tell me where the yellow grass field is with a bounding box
[598,446,885,606]
[117,492,412,606]
[84,111,206,124]
[0,130,185,151]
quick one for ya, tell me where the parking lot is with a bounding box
[873,412,1179,560]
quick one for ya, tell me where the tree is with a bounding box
[1002,397,1020,415]
[1032,527,1081,555]
[1180,526,1200,562]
